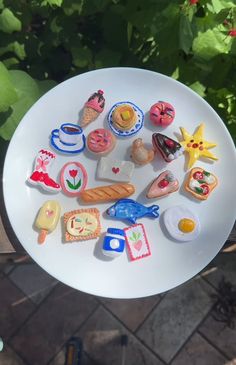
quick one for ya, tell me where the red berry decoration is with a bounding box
[165,139,175,148]
[229,29,236,37]
[200,184,210,195]
[193,171,204,180]
[190,0,198,4]
[158,179,169,188]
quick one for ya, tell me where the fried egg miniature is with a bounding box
[163,205,200,242]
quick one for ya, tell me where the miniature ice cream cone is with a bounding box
[81,107,99,126]
[80,90,105,127]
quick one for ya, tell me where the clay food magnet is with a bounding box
[35,200,61,244]
[180,123,218,169]
[60,162,88,197]
[50,123,86,154]
[147,170,179,198]
[28,149,61,193]
[106,199,159,224]
[163,205,200,242]
[124,224,151,261]
[149,101,175,127]
[80,183,135,203]
[131,138,154,165]
[102,228,125,258]
[97,157,134,182]
[87,128,116,155]
[108,101,144,137]
[81,90,105,127]
[185,167,218,200]
[152,133,184,162]
[64,208,101,242]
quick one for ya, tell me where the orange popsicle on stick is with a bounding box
[35,200,61,244]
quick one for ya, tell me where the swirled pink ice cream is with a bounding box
[81,90,105,126]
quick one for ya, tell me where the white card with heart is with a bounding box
[96,157,134,182]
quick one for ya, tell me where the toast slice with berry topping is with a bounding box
[185,167,218,200]
[146,170,179,198]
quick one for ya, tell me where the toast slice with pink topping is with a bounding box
[146,170,179,198]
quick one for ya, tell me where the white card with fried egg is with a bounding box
[163,205,200,242]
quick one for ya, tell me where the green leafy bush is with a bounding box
[0,0,236,145]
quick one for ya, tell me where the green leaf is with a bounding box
[71,47,92,68]
[195,187,203,194]
[94,49,121,68]
[0,62,18,113]
[189,81,206,97]
[0,8,21,33]
[193,28,232,60]
[66,179,75,189]
[0,41,26,60]
[179,15,194,54]
[203,170,210,176]
[0,71,54,140]
[74,179,82,190]
[127,22,133,46]
[41,0,63,6]
[36,79,57,95]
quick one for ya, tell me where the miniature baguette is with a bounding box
[80,183,135,203]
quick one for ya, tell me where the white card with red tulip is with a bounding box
[60,162,88,197]
[97,157,134,182]
[124,224,151,261]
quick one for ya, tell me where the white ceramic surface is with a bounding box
[3,67,236,298]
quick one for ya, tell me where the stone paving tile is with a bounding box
[49,349,99,365]
[0,344,27,365]
[76,305,164,365]
[10,283,98,365]
[171,332,227,365]
[100,294,161,331]
[225,360,236,365]
[9,264,58,304]
[201,252,236,289]
[199,312,236,359]
[137,277,216,363]
[0,276,35,340]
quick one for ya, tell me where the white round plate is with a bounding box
[3,67,236,299]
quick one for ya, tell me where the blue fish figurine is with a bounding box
[106,198,159,224]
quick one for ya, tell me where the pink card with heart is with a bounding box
[124,224,151,261]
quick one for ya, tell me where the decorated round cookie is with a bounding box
[87,128,116,155]
[60,162,87,196]
[149,101,175,127]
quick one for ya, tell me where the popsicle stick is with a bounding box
[38,229,48,244]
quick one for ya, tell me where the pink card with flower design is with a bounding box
[60,162,88,196]
[124,224,151,261]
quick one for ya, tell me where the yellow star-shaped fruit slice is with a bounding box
[180,123,218,169]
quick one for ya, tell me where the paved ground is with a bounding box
[0,241,236,365]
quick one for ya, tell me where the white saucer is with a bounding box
[50,135,86,154]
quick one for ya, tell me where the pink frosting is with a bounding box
[87,128,113,153]
[85,90,105,113]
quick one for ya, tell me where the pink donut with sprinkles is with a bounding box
[87,128,116,155]
[149,101,175,127]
